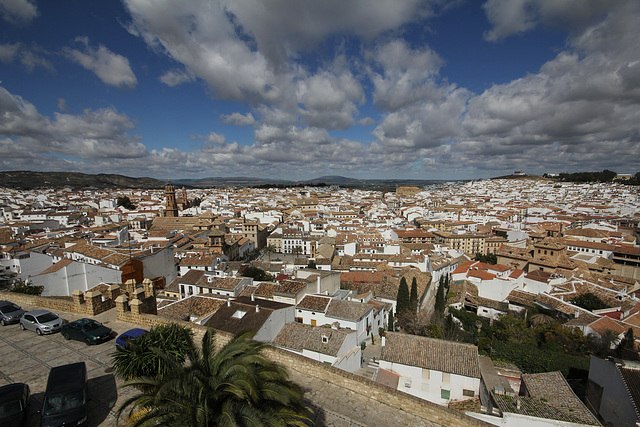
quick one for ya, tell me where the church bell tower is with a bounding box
[165,179,178,217]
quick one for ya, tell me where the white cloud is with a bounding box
[159,69,194,87]
[64,37,137,89]
[0,0,37,25]
[220,112,256,126]
[482,0,611,41]
[0,42,19,62]
[0,85,146,160]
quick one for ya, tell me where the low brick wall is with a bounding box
[0,291,76,313]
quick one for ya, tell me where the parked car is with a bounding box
[0,383,30,427]
[61,318,113,345]
[19,310,63,335]
[115,328,148,348]
[0,301,25,326]
[41,362,88,427]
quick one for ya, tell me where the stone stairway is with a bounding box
[355,358,379,381]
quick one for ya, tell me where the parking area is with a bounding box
[0,303,141,426]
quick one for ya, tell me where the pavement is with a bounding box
[0,303,446,427]
[0,302,140,427]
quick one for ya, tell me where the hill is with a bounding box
[0,171,165,190]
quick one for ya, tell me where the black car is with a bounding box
[41,362,88,427]
[61,318,113,345]
[0,383,30,427]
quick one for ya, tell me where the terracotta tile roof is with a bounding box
[204,302,273,334]
[35,258,72,275]
[274,280,307,296]
[381,332,480,378]
[376,368,400,389]
[326,299,372,321]
[588,316,626,336]
[296,295,331,312]
[209,277,244,290]
[158,295,226,322]
[520,372,601,425]
[618,365,640,418]
[171,269,206,286]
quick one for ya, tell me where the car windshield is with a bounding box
[36,313,58,323]
[83,321,101,331]
[44,390,85,416]
[1,304,19,313]
[0,400,22,417]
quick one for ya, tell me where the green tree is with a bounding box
[570,292,609,311]
[117,195,136,210]
[263,244,276,262]
[307,260,317,269]
[434,276,446,314]
[118,329,310,426]
[388,309,395,332]
[410,277,418,312]
[242,266,274,281]
[396,277,410,316]
[111,323,193,381]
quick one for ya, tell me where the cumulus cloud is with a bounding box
[483,0,611,41]
[0,85,146,160]
[220,112,256,126]
[159,69,194,87]
[64,37,137,89]
[431,1,639,176]
[0,0,38,25]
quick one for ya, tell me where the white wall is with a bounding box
[254,306,294,342]
[31,261,121,296]
[378,360,480,406]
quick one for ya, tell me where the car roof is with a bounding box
[0,383,28,403]
[24,309,54,316]
[70,318,99,326]
[46,362,87,394]
[120,328,148,338]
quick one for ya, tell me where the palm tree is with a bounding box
[118,329,311,427]
[264,244,276,262]
[111,323,193,381]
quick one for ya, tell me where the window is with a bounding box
[442,373,450,384]
[404,377,412,388]
[422,369,430,381]
[441,389,450,400]
[463,389,475,397]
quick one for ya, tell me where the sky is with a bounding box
[1,0,639,181]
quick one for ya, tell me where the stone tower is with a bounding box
[165,179,178,217]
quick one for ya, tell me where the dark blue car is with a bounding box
[115,328,148,348]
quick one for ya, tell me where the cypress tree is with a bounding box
[410,277,418,311]
[434,276,445,314]
[397,277,410,315]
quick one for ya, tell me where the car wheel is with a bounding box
[19,323,25,330]
[36,328,43,336]
[1,319,6,326]
[85,338,91,346]
[63,332,71,340]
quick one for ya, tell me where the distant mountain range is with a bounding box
[0,171,450,190]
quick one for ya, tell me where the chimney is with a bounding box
[381,336,386,347]
[251,293,255,302]
[516,398,521,411]
[227,299,231,307]
[256,305,260,312]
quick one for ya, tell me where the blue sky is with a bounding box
[1,0,639,180]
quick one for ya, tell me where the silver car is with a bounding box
[19,310,63,335]
[0,300,25,326]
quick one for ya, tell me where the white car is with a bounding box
[19,310,63,335]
